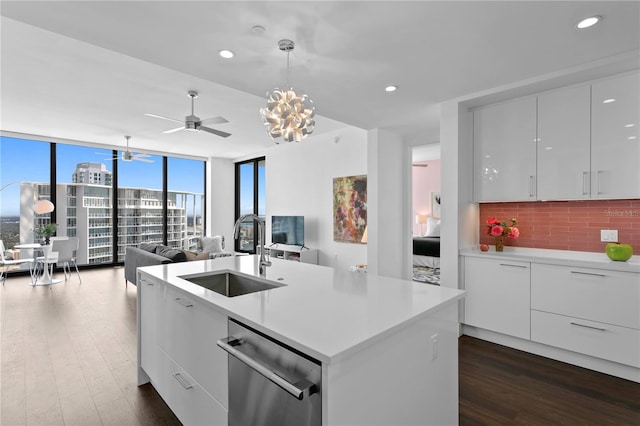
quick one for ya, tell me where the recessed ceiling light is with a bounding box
[218,49,234,59]
[624,123,636,128]
[252,25,266,35]
[577,15,602,29]
[385,85,398,92]
[629,136,638,140]
[603,98,616,104]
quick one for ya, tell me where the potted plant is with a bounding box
[37,223,58,245]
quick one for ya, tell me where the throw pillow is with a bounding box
[425,217,441,237]
[200,236,224,253]
[184,250,210,261]
[139,243,157,253]
[155,245,188,262]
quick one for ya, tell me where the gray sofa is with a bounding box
[124,237,232,286]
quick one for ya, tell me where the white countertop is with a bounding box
[460,246,640,273]
[139,256,465,364]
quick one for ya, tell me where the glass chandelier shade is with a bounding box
[260,40,315,143]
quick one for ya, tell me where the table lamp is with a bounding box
[416,214,428,236]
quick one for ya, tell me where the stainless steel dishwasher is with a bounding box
[217,318,322,426]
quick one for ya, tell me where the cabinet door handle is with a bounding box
[570,322,607,332]
[143,280,154,286]
[172,372,194,389]
[499,263,528,269]
[582,171,590,195]
[570,271,606,278]
[529,175,535,197]
[597,170,604,195]
[174,297,193,308]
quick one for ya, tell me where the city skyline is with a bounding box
[0,136,205,216]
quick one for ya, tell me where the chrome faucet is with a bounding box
[233,214,272,276]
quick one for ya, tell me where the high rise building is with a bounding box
[13,163,203,265]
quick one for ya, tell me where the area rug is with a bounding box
[412,265,440,286]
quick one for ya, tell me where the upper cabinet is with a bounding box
[474,70,640,202]
[537,84,591,200]
[591,72,640,199]
[473,96,537,202]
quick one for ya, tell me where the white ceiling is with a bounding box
[1,1,639,159]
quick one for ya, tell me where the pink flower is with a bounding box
[490,225,504,236]
[507,227,520,238]
[486,217,499,225]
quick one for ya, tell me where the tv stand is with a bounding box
[262,244,318,264]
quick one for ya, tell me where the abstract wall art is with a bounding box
[333,175,367,243]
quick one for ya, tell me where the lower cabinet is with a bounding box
[159,284,229,408]
[531,310,640,368]
[462,254,640,380]
[138,272,228,425]
[156,349,228,426]
[463,256,531,340]
[531,263,640,367]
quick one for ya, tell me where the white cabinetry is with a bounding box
[139,276,162,383]
[263,245,318,264]
[537,84,591,200]
[463,256,531,339]
[591,71,640,199]
[531,263,640,367]
[474,70,640,202]
[138,271,228,426]
[473,96,537,201]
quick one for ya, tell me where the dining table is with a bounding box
[13,243,62,286]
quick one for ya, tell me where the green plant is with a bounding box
[37,223,58,237]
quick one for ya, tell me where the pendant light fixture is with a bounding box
[260,39,315,143]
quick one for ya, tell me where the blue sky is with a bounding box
[0,136,205,216]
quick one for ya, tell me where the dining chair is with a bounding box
[0,240,32,285]
[52,237,81,282]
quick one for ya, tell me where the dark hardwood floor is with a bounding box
[459,335,640,425]
[2,267,639,425]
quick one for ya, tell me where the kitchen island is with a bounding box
[137,255,465,425]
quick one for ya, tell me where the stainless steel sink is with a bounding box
[179,272,284,297]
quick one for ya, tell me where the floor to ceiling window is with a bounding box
[167,157,205,251]
[0,137,51,262]
[235,157,266,253]
[116,151,163,262]
[56,144,115,265]
[1,135,207,270]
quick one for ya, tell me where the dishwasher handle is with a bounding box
[217,337,318,401]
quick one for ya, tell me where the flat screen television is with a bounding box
[271,216,304,246]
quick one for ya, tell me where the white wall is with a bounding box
[207,157,236,250]
[265,127,368,270]
[366,129,412,280]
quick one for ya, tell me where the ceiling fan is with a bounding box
[101,136,153,163]
[145,91,231,138]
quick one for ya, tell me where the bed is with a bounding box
[413,217,441,269]
[413,236,440,269]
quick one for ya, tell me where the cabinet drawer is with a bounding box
[531,263,639,329]
[531,310,640,368]
[157,349,227,426]
[159,285,229,407]
[463,257,531,339]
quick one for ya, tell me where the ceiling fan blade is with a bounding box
[200,116,229,125]
[134,157,154,163]
[162,126,186,134]
[199,126,231,138]
[132,153,151,158]
[145,113,183,124]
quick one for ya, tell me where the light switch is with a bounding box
[600,230,618,242]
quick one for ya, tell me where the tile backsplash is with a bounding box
[479,200,640,254]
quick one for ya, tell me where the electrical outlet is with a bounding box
[431,333,438,360]
[600,230,618,242]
